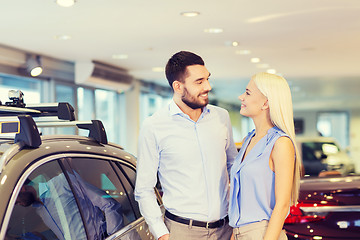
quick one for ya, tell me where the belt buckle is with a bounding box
[206,222,209,229]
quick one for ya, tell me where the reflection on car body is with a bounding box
[0,92,159,240]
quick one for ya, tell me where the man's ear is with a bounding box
[172,80,182,93]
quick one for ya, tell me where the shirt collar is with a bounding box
[169,99,183,116]
[169,99,210,117]
[38,182,49,197]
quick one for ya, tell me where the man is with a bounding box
[135,51,238,240]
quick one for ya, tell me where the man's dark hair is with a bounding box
[165,51,205,88]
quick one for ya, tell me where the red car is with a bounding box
[284,175,360,239]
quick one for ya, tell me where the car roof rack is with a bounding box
[0,102,75,121]
[14,115,42,148]
[36,120,108,144]
[0,90,108,147]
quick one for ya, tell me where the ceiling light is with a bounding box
[181,11,200,17]
[256,63,269,68]
[235,50,251,55]
[54,34,72,40]
[27,55,43,77]
[204,28,223,33]
[224,41,239,47]
[56,0,75,7]
[266,69,277,74]
[112,54,128,60]
[250,57,261,63]
[152,67,164,72]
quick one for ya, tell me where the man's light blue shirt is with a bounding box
[135,100,237,239]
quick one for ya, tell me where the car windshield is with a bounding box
[301,140,357,178]
[303,141,340,155]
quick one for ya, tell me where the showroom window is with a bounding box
[95,89,117,143]
[140,92,171,125]
[0,73,42,104]
[77,87,95,136]
[56,84,75,106]
[317,111,349,148]
[55,83,76,135]
[77,87,95,120]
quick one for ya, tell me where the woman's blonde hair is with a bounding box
[252,72,301,205]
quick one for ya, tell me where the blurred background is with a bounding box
[1,0,360,175]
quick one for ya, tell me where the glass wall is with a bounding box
[77,87,95,136]
[55,84,76,135]
[0,73,42,104]
[140,92,171,126]
[95,89,117,143]
[0,73,128,146]
[317,112,349,148]
[78,87,95,120]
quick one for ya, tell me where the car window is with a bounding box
[7,160,87,240]
[114,162,141,218]
[63,158,136,233]
[302,143,318,161]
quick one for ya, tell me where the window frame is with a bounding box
[61,156,138,228]
[111,161,140,218]
[2,152,140,240]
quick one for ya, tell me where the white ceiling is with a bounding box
[1,0,360,110]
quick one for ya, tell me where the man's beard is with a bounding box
[181,87,209,110]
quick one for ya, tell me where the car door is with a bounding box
[61,155,154,240]
[5,154,155,240]
[6,160,88,240]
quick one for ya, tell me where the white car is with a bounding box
[296,137,355,176]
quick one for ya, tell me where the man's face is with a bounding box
[180,65,211,109]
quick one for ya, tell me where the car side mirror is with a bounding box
[320,153,327,159]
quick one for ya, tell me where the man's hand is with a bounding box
[158,233,170,240]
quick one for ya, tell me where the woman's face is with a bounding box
[238,79,268,118]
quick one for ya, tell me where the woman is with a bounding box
[229,72,301,240]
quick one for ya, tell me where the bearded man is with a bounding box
[135,51,237,240]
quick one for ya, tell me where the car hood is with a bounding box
[301,176,360,191]
[324,152,352,164]
[299,176,360,205]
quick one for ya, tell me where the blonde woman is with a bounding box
[229,72,301,240]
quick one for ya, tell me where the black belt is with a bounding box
[165,210,229,229]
